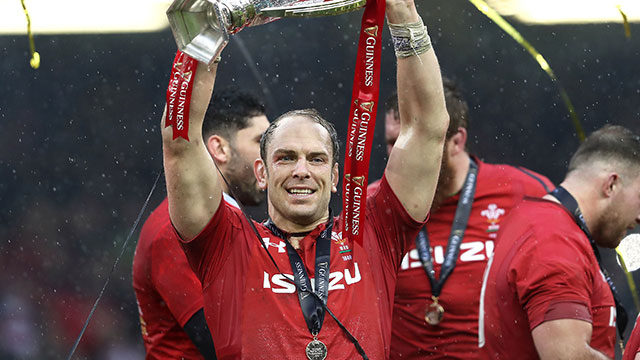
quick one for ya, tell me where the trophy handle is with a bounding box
[167,0,230,65]
[260,0,366,17]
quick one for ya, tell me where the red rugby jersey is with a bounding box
[178,175,424,359]
[624,314,640,360]
[133,199,205,360]
[480,198,616,359]
[382,158,553,359]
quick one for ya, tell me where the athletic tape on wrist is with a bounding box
[388,17,432,58]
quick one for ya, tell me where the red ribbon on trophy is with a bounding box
[341,0,385,246]
[165,50,198,141]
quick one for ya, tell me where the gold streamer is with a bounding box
[617,247,640,310]
[617,5,631,38]
[467,0,585,142]
[20,0,40,69]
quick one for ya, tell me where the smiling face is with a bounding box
[255,116,339,232]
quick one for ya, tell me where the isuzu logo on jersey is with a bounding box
[481,203,505,234]
[263,263,362,293]
[400,241,495,270]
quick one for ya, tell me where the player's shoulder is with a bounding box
[508,198,584,242]
[367,178,382,194]
[476,157,554,193]
[138,198,174,249]
[496,199,581,263]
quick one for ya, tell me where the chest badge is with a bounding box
[332,231,352,261]
[481,203,505,234]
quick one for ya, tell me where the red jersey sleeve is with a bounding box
[150,232,205,327]
[510,229,594,330]
[172,196,247,287]
[366,174,427,271]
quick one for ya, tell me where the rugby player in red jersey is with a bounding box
[372,78,554,359]
[625,314,640,360]
[160,0,450,357]
[133,88,269,359]
[480,125,640,359]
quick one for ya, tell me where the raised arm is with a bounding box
[162,60,222,241]
[384,0,449,221]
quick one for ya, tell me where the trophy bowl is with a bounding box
[167,0,366,64]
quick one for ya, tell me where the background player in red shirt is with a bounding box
[374,78,554,359]
[160,0,450,357]
[133,87,269,359]
[480,125,640,360]
[624,315,640,360]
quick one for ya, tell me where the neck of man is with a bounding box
[430,151,470,212]
[219,170,231,195]
[268,209,330,249]
[447,152,471,196]
[543,176,598,233]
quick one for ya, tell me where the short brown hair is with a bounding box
[385,76,469,140]
[259,108,340,166]
[568,124,640,176]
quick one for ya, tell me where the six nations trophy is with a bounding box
[166,0,368,65]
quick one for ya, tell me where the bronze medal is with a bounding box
[425,296,445,326]
[306,338,328,360]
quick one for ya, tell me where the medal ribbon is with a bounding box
[549,186,628,341]
[341,0,385,246]
[165,50,198,141]
[263,218,333,335]
[415,158,478,298]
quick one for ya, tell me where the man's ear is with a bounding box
[602,172,620,198]
[448,127,468,157]
[206,135,230,164]
[255,159,268,190]
[331,163,339,193]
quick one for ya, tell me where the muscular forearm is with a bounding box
[387,0,448,136]
[384,0,448,220]
[162,61,222,241]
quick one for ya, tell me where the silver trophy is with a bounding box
[167,0,366,65]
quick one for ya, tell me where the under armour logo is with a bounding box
[262,237,286,253]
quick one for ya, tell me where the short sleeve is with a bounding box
[171,196,244,286]
[510,231,594,330]
[366,174,427,271]
[151,230,205,327]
